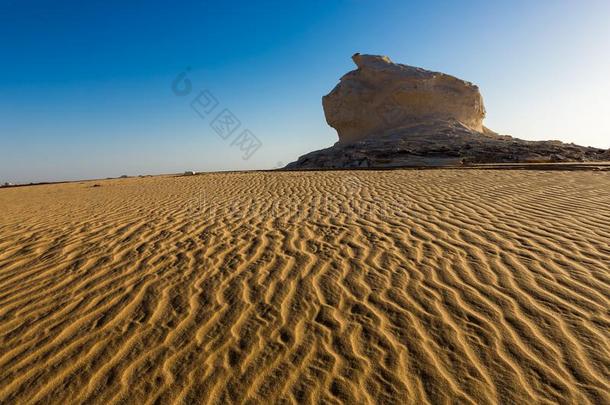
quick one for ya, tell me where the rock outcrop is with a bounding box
[287,54,609,169]
[286,119,608,169]
[324,54,486,143]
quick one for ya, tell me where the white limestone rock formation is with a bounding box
[286,54,609,169]
[323,54,487,143]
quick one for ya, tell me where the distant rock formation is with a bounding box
[287,54,609,169]
[324,54,487,143]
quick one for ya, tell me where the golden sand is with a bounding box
[0,170,609,404]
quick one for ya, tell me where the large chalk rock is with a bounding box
[286,54,609,169]
[323,54,486,143]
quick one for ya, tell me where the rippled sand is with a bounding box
[1,170,609,404]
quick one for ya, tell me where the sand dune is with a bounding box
[0,169,609,404]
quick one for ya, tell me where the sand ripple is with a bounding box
[0,170,609,404]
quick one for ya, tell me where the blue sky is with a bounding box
[1,0,609,183]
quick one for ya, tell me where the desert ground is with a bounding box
[0,169,609,404]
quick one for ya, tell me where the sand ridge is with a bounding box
[0,170,609,404]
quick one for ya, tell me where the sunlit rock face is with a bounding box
[286,54,609,169]
[323,53,487,143]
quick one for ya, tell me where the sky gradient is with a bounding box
[1,0,609,183]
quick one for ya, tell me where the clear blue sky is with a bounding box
[1,0,609,183]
